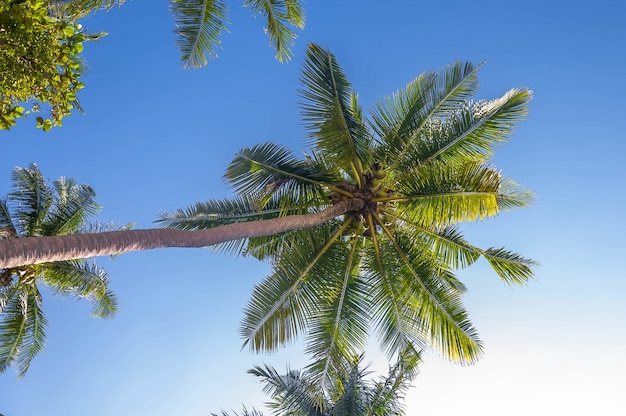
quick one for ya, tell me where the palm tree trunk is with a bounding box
[0,199,364,269]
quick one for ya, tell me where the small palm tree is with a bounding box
[0,164,118,377]
[212,346,421,416]
[50,0,305,68]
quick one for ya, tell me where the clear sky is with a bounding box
[1,0,625,415]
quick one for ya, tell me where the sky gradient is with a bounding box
[1,1,625,415]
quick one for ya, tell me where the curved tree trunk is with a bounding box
[0,199,365,269]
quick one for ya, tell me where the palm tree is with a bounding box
[212,346,421,416]
[0,44,536,380]
[49,0,305,68]
[159,44,536,385]
[0,164,118,377]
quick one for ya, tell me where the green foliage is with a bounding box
[170,0,305,68]
[0,0,101,131]
[212,347,421,416]
[161,44,538,387]
[0,164,119,377]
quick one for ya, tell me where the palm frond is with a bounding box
[305,240,370,389]
[41,261,118,318]
[0,288,47,378]
[156,194,284,230]
[210,407,265,416]
[408,88,532,167]
[377,228,483,363]
[365,345,420,416]
[240,223,350,353]
[0,199,18,239]
[224,142,339,200]
[482,248,538,285]
[41,177,101,236]
[372,61,481,167]
[496,177,535,210]
[300,44,371,176]
[242,0,305,62]
[401,222,480,272]
[332,355,368,416]
[396,161,504,226]
[9,164,53,237]
[250,364,326,415]
[170,0,229,69]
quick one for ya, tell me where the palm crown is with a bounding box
[0,164,118,377]
[213,346,421,416]
[159,43,537,386]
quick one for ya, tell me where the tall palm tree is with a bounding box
[0,164,118,377]
[49,0,305,68]
[0,44,536,380]
[159,44,536,385]
[212,346,421,416]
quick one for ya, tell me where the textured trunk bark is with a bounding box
[0,199,365,269]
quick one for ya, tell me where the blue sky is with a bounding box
[1,0,625,414]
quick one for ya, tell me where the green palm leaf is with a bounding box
[42,177,101,236]
[240,223,350,353]
[9,164,52,237]
[365,346,420,416]
[396,161,505,226]
[249,364,325,415]
[41,261,118,318]
[170,0,229,69]
[224,142,339,200]
[300,44,371,177]
[242,0,305,62]
[372,61,481,167]
[305,240,370,388]
[408,88,533,167]
[377,228,483,363]
[482,247,537,285]
[0,199,18,239]
[0,288,47,378]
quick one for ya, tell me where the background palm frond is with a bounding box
[170,0,229,68]
[242,0,305,62]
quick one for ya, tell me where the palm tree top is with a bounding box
[0,164,120,377]
[159,43,538,386]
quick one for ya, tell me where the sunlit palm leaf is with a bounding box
[396,161,503,225]
[243,0,305,62]
[407,88,532,167]
[171,0,229,69]
[379,229,482,363]
[300,44,371,176]
[372,61,481,166]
